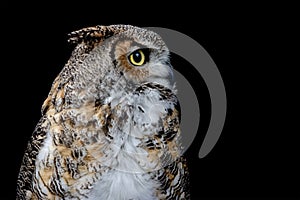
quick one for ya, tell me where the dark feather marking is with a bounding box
[16,115,49,199]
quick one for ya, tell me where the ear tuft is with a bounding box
[67,25,132,44]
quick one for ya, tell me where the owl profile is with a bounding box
[16,25,190,200]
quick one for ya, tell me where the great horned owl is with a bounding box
[16,25,190,200]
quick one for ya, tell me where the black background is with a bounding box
[2,2,298,200]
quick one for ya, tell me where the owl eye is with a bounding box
[128,49,147,66]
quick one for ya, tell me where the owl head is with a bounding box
[67,25,174,90]
[43,25,176,112]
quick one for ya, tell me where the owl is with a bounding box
[16,25,190,200]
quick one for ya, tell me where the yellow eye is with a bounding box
[128,49,146,66]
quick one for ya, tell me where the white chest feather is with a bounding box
[85,170,158,200]
[84,88,169,200]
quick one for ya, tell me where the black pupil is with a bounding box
[133,51,142,63]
